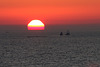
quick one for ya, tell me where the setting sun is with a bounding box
[28,20,45,30]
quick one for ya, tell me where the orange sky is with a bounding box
[0,0,100,25]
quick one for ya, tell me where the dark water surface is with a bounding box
[0,25,100,67]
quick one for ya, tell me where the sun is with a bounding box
[28,20,45,30]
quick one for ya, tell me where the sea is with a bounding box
[0,24,100,67]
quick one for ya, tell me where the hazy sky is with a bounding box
[0,0,100,25]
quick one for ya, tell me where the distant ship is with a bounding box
[60,32,63,36]
[65,30,70,35]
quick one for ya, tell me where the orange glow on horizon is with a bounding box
[28,20,45,30]
[0,0,100,25]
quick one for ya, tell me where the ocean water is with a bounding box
[0,25,100,67]
[0,24,100,38]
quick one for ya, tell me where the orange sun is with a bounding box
[28,20,45,30]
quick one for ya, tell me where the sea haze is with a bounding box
[0,24,100,38]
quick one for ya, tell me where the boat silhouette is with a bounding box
[60,32,63,36]
[65,30,70,35]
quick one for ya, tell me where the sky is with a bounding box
[0,0,100,25]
